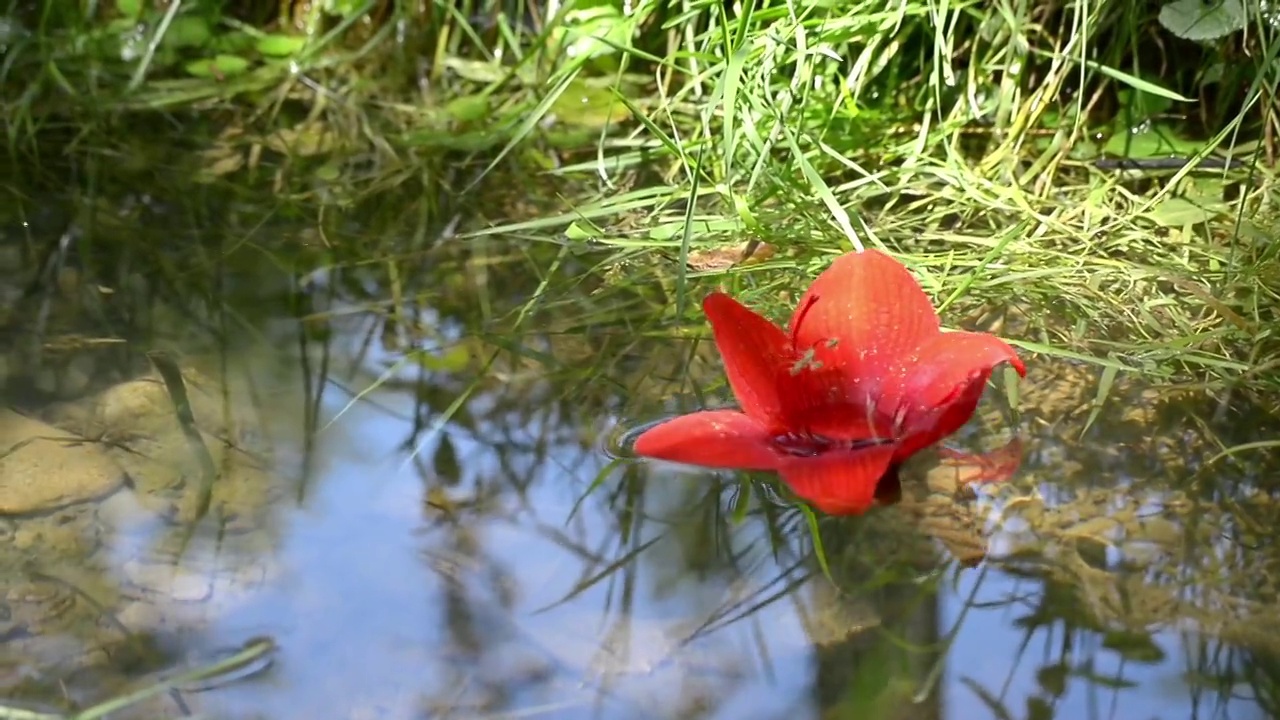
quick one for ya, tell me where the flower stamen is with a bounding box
[789,347,824,375]
[772,431,892,457]
[790,294,819,348]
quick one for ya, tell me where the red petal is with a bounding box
[703,292,865,434]
[633,410,781,470]
[776,444,897,515]
[935,436,1024,486]
[891,331,1025,459]
[702,293,793,425]
[782,396,897,444]
[788,250,941,395]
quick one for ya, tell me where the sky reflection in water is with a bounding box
[192,367,818,719]
[161,337,1268,720]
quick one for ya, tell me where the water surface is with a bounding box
[0,158,1277,720]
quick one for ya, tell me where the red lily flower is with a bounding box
[633,249,1027,515]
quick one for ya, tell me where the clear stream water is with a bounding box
[0,156,1277,720]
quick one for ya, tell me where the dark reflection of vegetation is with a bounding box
[952,567,1280,720]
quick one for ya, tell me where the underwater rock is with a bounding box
[10,505,102,557]
[121,559,213,603]
[47,371,229,441]
[0,409,125,514]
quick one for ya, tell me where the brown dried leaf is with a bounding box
[197,149,246,181]
[685,241,777,271]
[264,122,339,157]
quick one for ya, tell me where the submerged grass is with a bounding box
[3,0,1279,406]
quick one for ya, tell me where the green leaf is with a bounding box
[412,345,470,373]
[160,15,213,50]
[441,57,509,83]
[801,506,835,585]
[117,0,144,20]
[1103,123,1202,157]
[403,125,509,151]
[443,94,490,124]
[323,0,366,16]
[256,34,308,57]
[1037,663,1069,697]
[547,79,631,128]
[1116,85,1173,124]
[1144,196,1224,227]
[214,30,259,54]
[314,162,342,182]
[564,220,601,241]
[183,54,251,78]
[1066,137,1100,160]
[1001,365,1021,411]
[1158,0,1246,41]
[1082,60,1194,102]
[1082,364,1118,436]
[1102,630,1167,663]
[554,2,633,60]
[433,433,460,483]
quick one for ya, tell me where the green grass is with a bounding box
[3,0,1279,404]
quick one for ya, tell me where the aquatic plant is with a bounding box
[633,248,1026,514]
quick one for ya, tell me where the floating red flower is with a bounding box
[633,249,1026,515]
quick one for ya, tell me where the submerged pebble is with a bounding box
[121,559,214,603]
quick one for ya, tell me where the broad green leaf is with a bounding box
[184,54,251,78]
[117,0,143,20]
[1103,123,1202,157]
[413,345,470,373]
[1102,630,1167,663]
[161,15,212,50]
[323,0,365,16]
[564,220,601,241]
[1158,0,1246,41]
[314,162,342,182]
[441,57,508,83]
[443,94,490,123]
[1183,177,1227,204]
[1067,137,1100,160]
[402,129,506,152]
[554,2,633,60]
[256,34,308,57]
[1037,663,1069,697]
[213,29,257,54]
[548,79,631,128]
[1116,86,1174,123]
[1144,196,1224,227]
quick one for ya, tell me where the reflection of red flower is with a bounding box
[634,249,1027,515]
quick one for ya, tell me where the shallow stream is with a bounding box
[0,157,1277,720]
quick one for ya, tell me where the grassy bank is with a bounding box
[3,0,1279,403]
